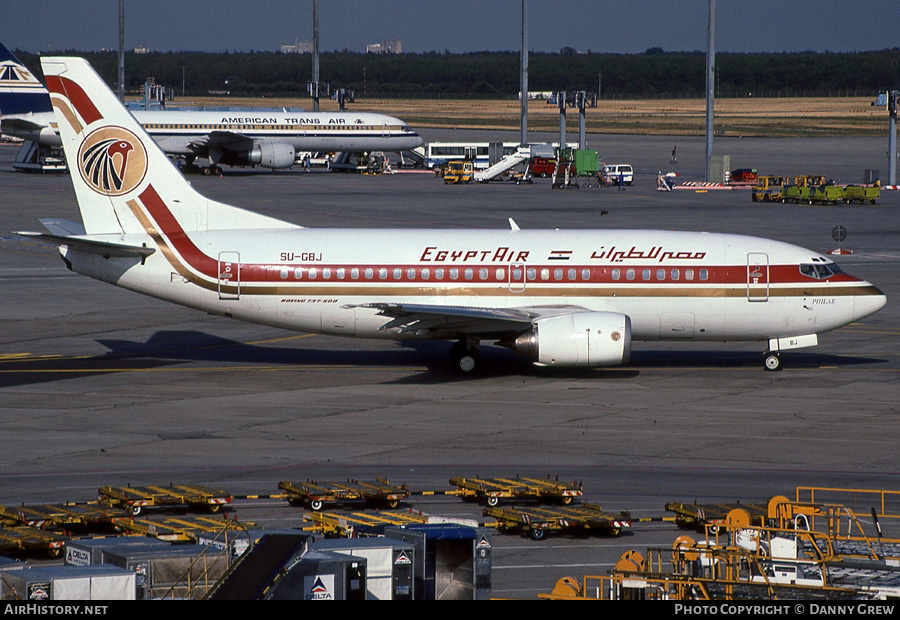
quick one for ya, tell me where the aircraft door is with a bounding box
[218,251,241,300]
[508,264,526,293]
[747,252,769,302]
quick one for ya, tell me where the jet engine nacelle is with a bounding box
[246,141,296,169]
[512,311,632,367]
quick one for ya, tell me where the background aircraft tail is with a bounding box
[0,42,52,115]
[40,56,297,236]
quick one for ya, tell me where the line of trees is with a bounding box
[16,48,900,99]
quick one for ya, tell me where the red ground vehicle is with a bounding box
[529,157,557,178]
[730,168,758,184]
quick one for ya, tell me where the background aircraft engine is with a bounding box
[246,141,296,169]
[511,312,632,367]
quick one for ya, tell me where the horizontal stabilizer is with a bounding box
[0,117,47,132]
[17,231,155,258]
[39,218,86,236]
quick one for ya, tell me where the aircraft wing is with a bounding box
[345,302,587,338]
[189,130,253,152]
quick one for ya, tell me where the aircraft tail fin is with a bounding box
[39,56,297,236]
[0,42,52,115]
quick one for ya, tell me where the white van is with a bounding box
[602,164,634,185]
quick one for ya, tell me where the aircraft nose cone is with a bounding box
[854,285,887,321]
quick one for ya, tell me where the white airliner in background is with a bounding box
[0,43,422,172]
[20,57,886,373]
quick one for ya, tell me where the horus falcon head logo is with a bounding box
[77,126,148,196]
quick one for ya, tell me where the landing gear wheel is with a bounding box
[763,352,782,372]
[201,166,213,176]
[457,353,478,373]
[450,340,480,374]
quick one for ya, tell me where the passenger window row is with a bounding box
[268,265,710,283]
[610,268,708,282]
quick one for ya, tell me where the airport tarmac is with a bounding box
[1,133,899,599]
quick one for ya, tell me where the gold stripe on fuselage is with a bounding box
[125,201,880,301]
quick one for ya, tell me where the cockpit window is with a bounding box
[800,263,840,279]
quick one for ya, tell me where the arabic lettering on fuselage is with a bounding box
[590,246,707,263]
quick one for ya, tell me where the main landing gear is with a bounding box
[200,164,223,176]
[450,339,480,374]
[180,157,222,176]
[763,351,782,372]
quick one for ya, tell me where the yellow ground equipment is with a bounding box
[665,500,770,531]
[98,484,232,515]
[449,475,583,507]
[0,524,68,558]
[750,175,789,202]
[304,509,432,537]
[111,514,251,543]
[0,502,128,532]
[279,477,410,511]
[484,502,630,540]
[442,160,473,184]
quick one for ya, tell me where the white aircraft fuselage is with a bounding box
[26,56,887,373]
[63,219,885,366]
[3,109,422,163]
[0,44,422,169]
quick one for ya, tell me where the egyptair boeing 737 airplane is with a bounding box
[20,57,887,373]
[0,44,422,172]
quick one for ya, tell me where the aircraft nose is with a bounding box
[854,285,887,321]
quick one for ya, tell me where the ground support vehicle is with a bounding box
[529,156,557,178]
[279,477,410,511]
[782,184,813,203]
[539,542,888,600]
[442,160,473,184]
[0,524,68,557]
[484,502,631,540]
[473,147,532,183]
[98,484,232,515]
[573,150,600,182]
[449,476,583,507]
[0,503,127,531]
[843,185,880,204]
[12,141,67,173]
[304,509,432,537]
[601,163,634,186]
[751,176,790,202]
[666,501,769,531]
[730,168,758,184]
[111,515,250,543]
[809,184,844,205]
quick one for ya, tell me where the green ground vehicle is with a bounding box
[808,184,843,205]
[782,184,812,203]
[843,185,880,204]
